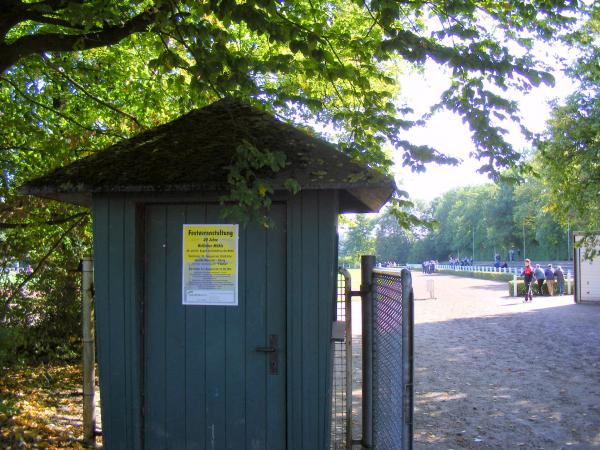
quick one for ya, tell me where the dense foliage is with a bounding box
[0,0,591,362]
[536,5,599,231]
[340,178,577,265]
[0,197,89,366]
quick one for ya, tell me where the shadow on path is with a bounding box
[414,301,600,449]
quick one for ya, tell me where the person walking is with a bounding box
[544,264,555,296]
[521,259,534,302]
[533,264,545,295]
[555,265,565,295]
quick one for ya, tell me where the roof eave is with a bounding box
[20,179,396,212]
[344,184,396,213]
[18,185,92,207]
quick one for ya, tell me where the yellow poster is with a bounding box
[182,224,238,306]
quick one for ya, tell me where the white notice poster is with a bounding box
[182,224,239,306]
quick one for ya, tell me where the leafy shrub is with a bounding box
[0,327,26,368]
[437,268,513,282]
[0,203,89,365]
[507,280,570,297]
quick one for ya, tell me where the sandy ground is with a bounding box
[409,272,600,450]
[344,271,600,449]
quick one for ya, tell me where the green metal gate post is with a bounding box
[401,269,414,450]
[361,255,375,448]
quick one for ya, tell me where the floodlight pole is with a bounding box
[567,221,571,261]
[522,222,526,259]
[472,227,475,263]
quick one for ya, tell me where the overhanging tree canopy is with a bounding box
[0,0,591,360]
[1,0,587,183]
[536,5,599,231]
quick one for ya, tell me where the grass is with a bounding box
[347,268,361,291]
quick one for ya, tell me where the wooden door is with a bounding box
[143,203,286,449]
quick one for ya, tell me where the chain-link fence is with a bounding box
[371,268,414,450]
[331,263,413,450]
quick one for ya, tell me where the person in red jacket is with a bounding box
[521,259,534,302]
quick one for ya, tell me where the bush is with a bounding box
[507,280,569,297]
[0,327,26,368]
[0,324,80,368]
[0,223,87,365]
[437,268,513,282]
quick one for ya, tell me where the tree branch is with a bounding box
[0,212,88,230]
[0,0,85,41]
[0,9,159,73]
[25,0,86,12]
[0,214,87,322]
[41,55,146,130]
[24,13,85,30]
[0,74,127,139]
[1,1,29,40]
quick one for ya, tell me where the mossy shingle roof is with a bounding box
[21,98,395,212]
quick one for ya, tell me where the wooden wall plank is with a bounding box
[184,205,207,448]
[266,203,287,449]
[204,205,227,449]
[91,196,113,446]
[287,194,303,450]
[107,197,127,447]
[318,191,337,448]
[130,203,144,449]
[300,191,320,450]
[244,212,268,447]
[225,215,245,450]
[144,205,167,449]
[122,201,135,447]
[165,205,187,448]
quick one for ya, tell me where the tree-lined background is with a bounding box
[340,166,583,267]
[0,0,597,368]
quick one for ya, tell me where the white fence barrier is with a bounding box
[434,264,521,274]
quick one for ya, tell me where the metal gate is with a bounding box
[331,268,353,449]
[331,258,413,450]
[371,268,414,450]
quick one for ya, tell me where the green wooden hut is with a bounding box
[21,98,394,449]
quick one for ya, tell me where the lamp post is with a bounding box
[522,222,525,260]
[472,227,475,263]
[567,220,571,261]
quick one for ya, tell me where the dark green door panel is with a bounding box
[144,204,286,449]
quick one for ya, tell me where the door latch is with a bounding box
[255,334,278,375]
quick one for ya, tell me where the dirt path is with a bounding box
[410,272,600,450]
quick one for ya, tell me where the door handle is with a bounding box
[255,347,276,353]
[255,334,278,375]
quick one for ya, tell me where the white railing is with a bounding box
[416,264,522,274]
[436,264,522,275]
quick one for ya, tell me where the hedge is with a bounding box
[436,268,513,282]
[507,280,570,297]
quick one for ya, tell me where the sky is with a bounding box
[394,59,577,202]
